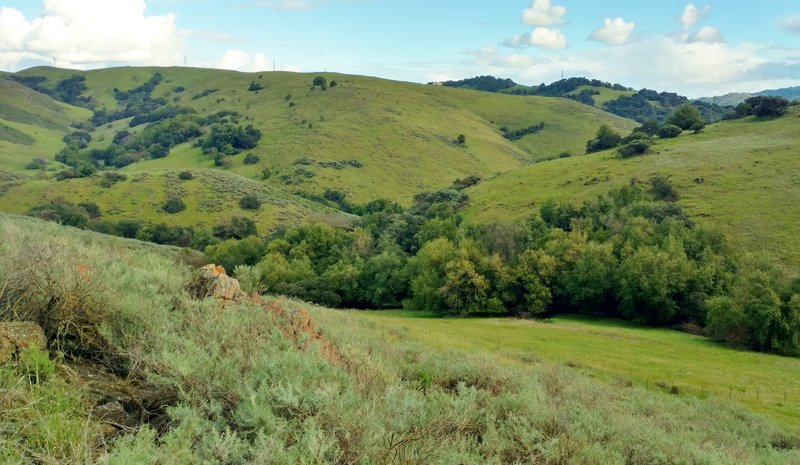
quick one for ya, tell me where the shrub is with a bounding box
[77,201,101,219]
[178,170,194,180]
[657,124,682,138]
[99,171,127,188]
[456,134,466,145]
[618,139,651,158]
[243,153,261,165]
[162,197,186,214]
[586,124,622,153]
[239,195,261,211]
[25,158,48,170]
[213,216,258,240]
[312,76,327,87]
[248,81,264,91]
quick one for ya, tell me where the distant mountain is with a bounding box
[756,86,800,101]
[698,86,800,107]
[435,75,729,123]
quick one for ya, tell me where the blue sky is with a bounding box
[0,0,798,97]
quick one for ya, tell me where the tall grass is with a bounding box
[0,214,798,464]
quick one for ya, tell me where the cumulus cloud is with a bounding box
[216,50,274,72]
[505,28,566,49]
[687,26,724,44]
[522,0,566,27]
[589,17,635,46]
[681,3,710,29]
[506,0,567,49]
[0,0,181,70]
[781,15,800,34]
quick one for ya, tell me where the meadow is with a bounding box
[353,310,800,426]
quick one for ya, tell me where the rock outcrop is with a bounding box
[186,264,246,302]
[0,321,46,363]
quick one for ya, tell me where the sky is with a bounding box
[0,0,799,97]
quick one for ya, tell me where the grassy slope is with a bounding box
[466,108,800,272]
[0,77,91,170]
[11,66,636,204]
[0,169,352,232]
[353,310,800,426]
[2,214,797,463]
[566,84,636,108]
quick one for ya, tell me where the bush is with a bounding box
[312,76,327,87]
[657,124,682,138]
[213,216,258,240]
[243,153,261,165]
[586,124,622,153]
[239,195,261,211]
[162,197,186,214]
[618,139,651,158]
[178,170,194,180]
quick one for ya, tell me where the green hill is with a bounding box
[0,77,91,170]
[465,107,800,272]
[1,214,797,463]
[7,66,636,203]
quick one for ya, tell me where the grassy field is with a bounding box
[0,169,352,232]
[9,66,636,204]
[351,310,800,426]
[465,107,800,272]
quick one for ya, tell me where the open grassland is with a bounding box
[0,169,352,232]
[350,310,800,426]
[466,108,800,272]
[11,66,636,204]
[1,214,798,464]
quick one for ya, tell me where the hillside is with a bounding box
[1,214,798,463]
[0,77,91,171]
[7,67,636,204]
[465,106,800,272]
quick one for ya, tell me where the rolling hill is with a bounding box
[7,66,636,203]
[465,106,800,272]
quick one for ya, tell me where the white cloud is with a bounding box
[781,15,800,34]
[522,0,566,27]
[589,17,635,46]
[681,3,710,29]
[466,36,774,97]
[505,28,566,49]
[240,0,328,11]
[687,26,724,44]
[216,50,273,72]
[0,0,181,70]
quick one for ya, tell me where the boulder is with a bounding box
[186,264,246,302]
[0,322,46,363]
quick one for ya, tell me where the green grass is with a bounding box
[1,214,798,464]
[566,85,636,108]
[353,310,800,426]
[9,66,636,205]
[0,169,353,233]
[466,108,800,272]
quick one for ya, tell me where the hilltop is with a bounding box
[439,75,730,123]
[700,86,800,107]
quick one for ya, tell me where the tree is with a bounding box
[656,124,682,138]
[743,96,789,117]
[204,236,266,273]
[666,104,703,130]
[618,139,651,158]
[586,124,622,153]
[213,216,258,240]
[456,134,466,145]
[313,76,327,87]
